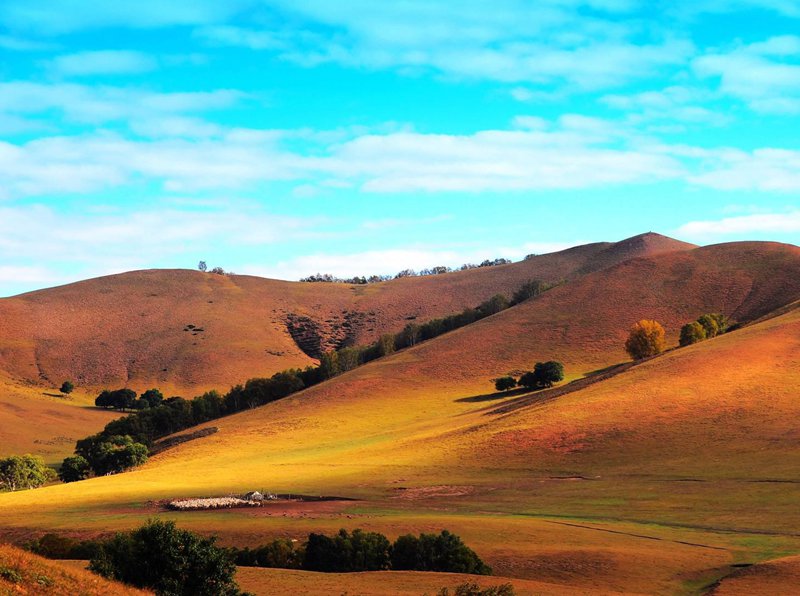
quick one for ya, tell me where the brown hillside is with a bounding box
[0,233,694,394]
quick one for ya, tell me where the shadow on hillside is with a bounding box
[455,387,529,403]
[42,392,66,398]
[455,361,636,416]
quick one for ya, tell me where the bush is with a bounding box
[478,295,510,317]
[0,454,56,492]
[437,583,515,596]
[697,313,728,339]
[679,321,706,346]
[58,455,90,483]
[26,533,101,560]
[60,381,74,394]
[517,361,565,390]
[624,320,666,360]
[511,279,548,305]
[90,519,244,596]
[77,435,147,476]
[390,531,491,575]
[494,377,517,392]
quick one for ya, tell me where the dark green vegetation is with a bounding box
[57,455,90,483]
[89,519,245,596]
[61,279,555,479]
[231,529,490,575]
[59,381,74,394]
[26,533,102,560]
[493,361,565,392]
[0,455,55,492]
[680,313,729,346]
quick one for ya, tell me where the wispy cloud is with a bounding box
[677,210,800,237]
[48,50,158,77]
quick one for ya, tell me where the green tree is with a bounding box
[512,279,548,305]
[533,361,564,387]
[376,334,396,358]
[140,388,164,408]
[89,435,148,476]
[58,455,90,483]
[697,314,720,339]
[478,294,510,317]
[494,377,517,392]
[0,454,56,491]
[60,381,75,394]
[679,321,707,346]
[624,320,666,360]
[90,519,244,596]
[390,531,490,575]
[319,351,341,379]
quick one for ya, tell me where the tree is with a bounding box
[87,435,148,476]
[390,531,490,575]
[478,294,510,317]
[533,361,564,387]
[140,388,164,409]
[624,320,666,360]
[512,279,548,305]
[376,334,396,358]
[679,322,706,347]
[517,371,538,390]
[60,380,75,394]
[59,455,90,483]
[198,261,208,272]
[303,529,390,572]
[697,314,720,339]
[494,377,517,392]
[319,351,340,379]
[0,454,56,491]
[90,519,244,596]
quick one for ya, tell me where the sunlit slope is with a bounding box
[0,233,692,393]
[0,543,149,595]
[0,373,119,463]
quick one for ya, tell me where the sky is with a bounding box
[1,1,799,296]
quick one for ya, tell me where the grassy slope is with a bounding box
[0,543,149,595]
[0,241,799,594]
[0,374,119,463]
[710,555,800,595]
[0,233,693,394]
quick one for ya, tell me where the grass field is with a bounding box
[1,238,799,594]
[0,374,119,464]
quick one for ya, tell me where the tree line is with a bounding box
[300,257,516,284]
[625,312,731,361]
[26,520,491,595]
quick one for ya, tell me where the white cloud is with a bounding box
[677,210,800,237]
[693,36,800,114]
[688,148,800,191]
[48,50,157,76]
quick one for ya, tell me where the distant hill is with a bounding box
[0,233,695,394]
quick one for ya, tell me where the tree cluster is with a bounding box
[89,519,245,596]
[300,258,514,284]
[679,313,728,347]
[0,454,56,492]
[231,529,490,575]
[494,361,565,392]
[95,388,164,411]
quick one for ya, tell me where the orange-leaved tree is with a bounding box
[624,319,666,360]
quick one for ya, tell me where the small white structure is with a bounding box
[244,491,264,502]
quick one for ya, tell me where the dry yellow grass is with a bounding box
[0,374,119,464]
[0,543,149,595]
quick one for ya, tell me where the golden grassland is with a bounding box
[0,543,149,595]
[0,375,119,464]
[1,238,800,594]
[1,302,800,593]
[0,233,692,393]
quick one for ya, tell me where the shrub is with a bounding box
[478,294,510,317]
[679,322,706,346]
[58,455,90,483]
[624,320,666,360]
[90,519,244,596]
[494,377,517,392]
[697,313,728,338]
[0,454,56,492]
[511,279,548,305]
[437,583,515,596]
[60,381,74,394]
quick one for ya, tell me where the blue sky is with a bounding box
[1,0,799,296]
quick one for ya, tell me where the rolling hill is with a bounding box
[1,237,799,594]
[0,233,694,395]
